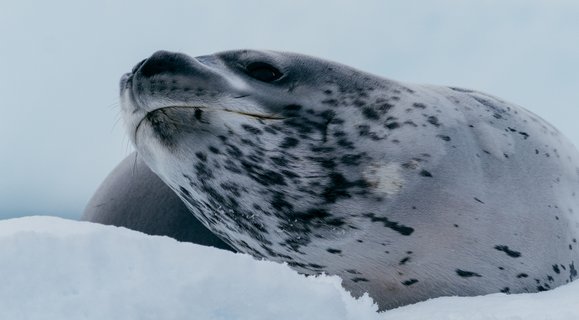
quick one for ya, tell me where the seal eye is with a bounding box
[246,62,283,82]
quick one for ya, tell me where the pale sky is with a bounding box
[1,0,578,219]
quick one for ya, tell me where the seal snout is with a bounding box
[131,58,147,74]
[136,50,198,78]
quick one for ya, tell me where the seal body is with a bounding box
[82,152,232,250]
[119,50,579,309]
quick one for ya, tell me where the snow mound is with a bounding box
[0,216,577,320]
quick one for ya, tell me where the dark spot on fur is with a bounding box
[362,107,380,120]
[223,159,242,174]
[270,192,293,212]
[402,279,419,286]
[283,104,302,112]
[322,173,366,203]
[437,135,451,141]
[179,186,190,197]
[240,160,286,186]
[279,137,299,149]
[225,144,243,157]
[283,118,314,135]
[474,197,485,204]
[553,265,561,274]
[402,161,420,170]
[195,152,207,162]
[191,108,203,121]
[399,257,411,265]
[144,110,178,147]
[570,262,577,281]
[241,124,262,135]
[333,131,347,138]
[337,138,356,149]
[322,99,339,106]
[419,170,433,177]
[471,96,506,119]
[271,156,289,167]
[296,208,330,221]
[427,116,440,127]
[517,273,528,278]
[327,248,342,254]
[364,213,414,236]
[500,287,510,293]
[519,131,529,139]
[311,146,335,153]
[208,146,220,154]
[281,169,299,178]
[456,269,482,278]
[449,87,474,93]
[494,245,522,258]
[352,277,369,283]
[341,154,364,166]
[353,100,365,107]
[358,125,371,136]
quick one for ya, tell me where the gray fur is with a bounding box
[118,50,579,310]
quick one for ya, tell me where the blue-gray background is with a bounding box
[1,0,577,219]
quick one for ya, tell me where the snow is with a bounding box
[0,216,577,320]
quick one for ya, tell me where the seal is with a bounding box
[82,152,232,250]
[118,49,579,310]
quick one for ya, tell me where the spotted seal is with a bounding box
[116,50,579,310]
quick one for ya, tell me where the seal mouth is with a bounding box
[133,106,286,145]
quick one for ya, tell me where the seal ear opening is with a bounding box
[245,62,283,82]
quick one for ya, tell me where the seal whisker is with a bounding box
[224,110,286,120]
[131,151,138,177]
[157,106,287,120]
[111,112,123,132]
[107,100,121,110]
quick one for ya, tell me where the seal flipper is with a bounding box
[82,152,233,251]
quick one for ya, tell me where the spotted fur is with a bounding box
[120,50,579,310]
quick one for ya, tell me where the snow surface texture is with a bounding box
[0,216,577,320]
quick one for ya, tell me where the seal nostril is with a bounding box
[131,59,147,74]
[137,51,195,78]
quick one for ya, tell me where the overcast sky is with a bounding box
[1,0,578,219]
